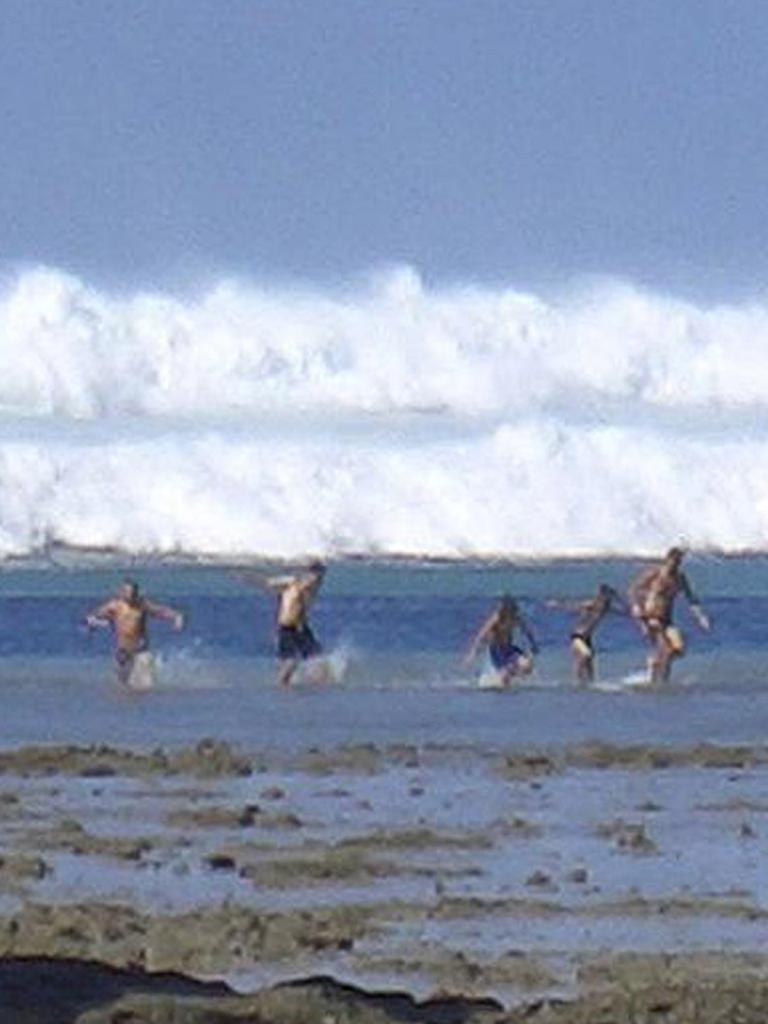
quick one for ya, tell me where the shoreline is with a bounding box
[1,736,767,1018]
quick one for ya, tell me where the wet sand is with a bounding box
[1,738,768,1020]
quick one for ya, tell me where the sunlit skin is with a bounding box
[464,596,538,686]
[241,563,326,687]
[547,584,629,684]
[85,581,184,683]
[629,548,710,685]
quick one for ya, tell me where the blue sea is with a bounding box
[3,553,768,984]
[1,555,767,753]
[2,266,768,754]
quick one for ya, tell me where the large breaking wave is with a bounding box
[0,264,765,560]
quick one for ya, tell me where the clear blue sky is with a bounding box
[2,0,767,293]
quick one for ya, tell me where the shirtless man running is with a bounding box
[243,561,327,686]
[464,595,538,686]
[85,580,184,685]
[629,547,710,685]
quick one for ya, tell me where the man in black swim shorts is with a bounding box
[277,619,322,662]
[241,561,327,686]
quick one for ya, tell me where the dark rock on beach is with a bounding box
[3,956,768,1024]
[0,957,231,1024]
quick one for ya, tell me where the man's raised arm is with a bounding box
[84,600,117,629]
[237,570,293,592]
[146,601,185,630]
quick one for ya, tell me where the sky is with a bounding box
[1,0,767,294]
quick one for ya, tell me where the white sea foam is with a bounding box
[0,264,766,559]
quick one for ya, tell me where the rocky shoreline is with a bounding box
[1,738,767,1021]
[4,954,768,1023]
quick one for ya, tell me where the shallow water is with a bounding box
[1,548,767,1005]
[0,555,767,750]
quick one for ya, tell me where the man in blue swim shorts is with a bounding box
[464,594,538,686]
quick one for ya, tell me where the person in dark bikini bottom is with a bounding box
[547,584,628,684]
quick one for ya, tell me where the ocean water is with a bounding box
[1,265,768,561]
[1,556,767,752]
[3,556,767,982]
[1,264,768,753]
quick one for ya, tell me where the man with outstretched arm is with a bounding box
[242,561,327,687]
[629,547,710,685]
[85,579,184,685]
[547,583,629,684]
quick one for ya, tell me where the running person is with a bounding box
[242,561,327,686]
[629,547,710,685]
[84,580,184,685]
[547,584,628,683]
[464,595,538,686]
